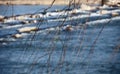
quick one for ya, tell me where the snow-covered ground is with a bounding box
[0,6,120,40]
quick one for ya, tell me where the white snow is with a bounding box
[0,6,120,39]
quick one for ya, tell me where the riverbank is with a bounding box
[0,0,101,5]
[0,0,68,5]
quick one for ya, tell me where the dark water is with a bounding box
[0,5,68,16]
[0,5,120,74]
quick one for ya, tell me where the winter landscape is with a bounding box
[0,0,120,74]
